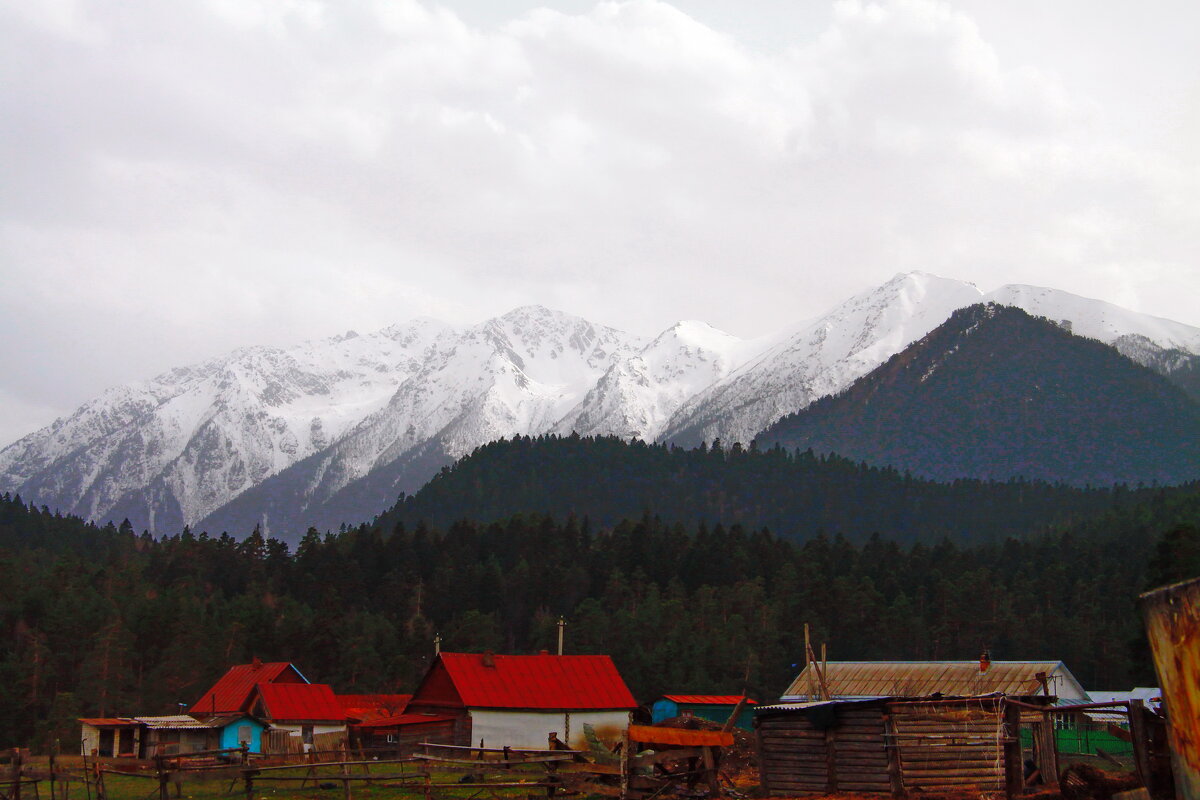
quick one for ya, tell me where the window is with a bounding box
[238,725,253,746]
[302,725,314,745]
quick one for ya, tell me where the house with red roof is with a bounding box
[335,694,412,723]
[190,658,308,715]
[250,683,349,752]
[404,651,637,750]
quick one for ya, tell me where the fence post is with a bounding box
[1127,700,1154,793]
[13,747,23,800]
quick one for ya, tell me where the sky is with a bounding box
[1,0,1198,446]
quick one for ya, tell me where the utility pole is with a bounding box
[556,617,566,655]
[434,633,441,656]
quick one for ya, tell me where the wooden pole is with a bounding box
[1002,701,1023,800]
[804,624,814,700]
[882,710,904,798]
[1127,699,1154,794]
[341,744,352,800]
[618,728,630,800]
[14,747,23,800]
[48,741,56,800]
[82,755,92,800]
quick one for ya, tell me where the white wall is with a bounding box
[468,709,630,751]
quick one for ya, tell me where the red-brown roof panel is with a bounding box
[437,652,636,710]
[191,661,305,714]
[256,683,346,722]
[663,695,757,705]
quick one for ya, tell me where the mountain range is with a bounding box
[3,271,1199,538]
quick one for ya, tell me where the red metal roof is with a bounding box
[191,661,306,714]
[255,683,347,722]
[354,712,457,730]
[336,694,412,722]
[663,695,757,705]
[434,652,637,711]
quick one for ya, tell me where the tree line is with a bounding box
[3,485,1197,751]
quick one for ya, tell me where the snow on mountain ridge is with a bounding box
[5,274,1200,537]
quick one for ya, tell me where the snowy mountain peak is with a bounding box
[4,276,1198,540]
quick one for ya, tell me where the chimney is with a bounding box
[482,650,495,668]
[540,649,549,655]
[252,656,263,669]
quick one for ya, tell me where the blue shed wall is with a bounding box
[218,718,265,753]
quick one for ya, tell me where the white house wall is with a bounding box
[468,709,630,750]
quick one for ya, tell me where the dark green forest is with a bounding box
[4,480,1199,751]
[376,434,1171,545]
[757,304,1200,487]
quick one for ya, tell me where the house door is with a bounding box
[98,729,114,757]
[118,728,135,756]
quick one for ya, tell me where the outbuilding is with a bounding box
[651,695,756,730]
[405,651,637,750]
[782,660,1088,703]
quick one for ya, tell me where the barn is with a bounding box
[404,651,637,750]
[782,660,1088,703]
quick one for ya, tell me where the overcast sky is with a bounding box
[2,0,1198,446]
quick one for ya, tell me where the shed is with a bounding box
[783,660,1088,703]
[136,715,219,758]
[651,695,757,730]
[404,651,637,750]
[79,718,140,758]
[192,714,267,754]
[352,712,458,751]
[191,658,309,715]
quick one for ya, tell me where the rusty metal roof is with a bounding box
[782,661,1086,701]
[79,718,138,727]
[629,725,733,747]
[336,694,411,722]
[662,695,756,705]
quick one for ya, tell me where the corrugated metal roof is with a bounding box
[336,694,411,722]
[628,725,733,747]
[438,652,637,710]
[134,715,215,729]
[256,683,347,722]
[354,713,457,729]
[782,661,1085,701]
[662,695,757,705]
[191,661,305,714]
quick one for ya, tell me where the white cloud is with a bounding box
[1,0,1198,443]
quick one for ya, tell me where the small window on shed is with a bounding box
[238,725,252,745]
[302,725,314,745]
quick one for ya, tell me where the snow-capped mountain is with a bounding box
[661,272,986,447]
[553,320,755,442]
[0,319,456,533]
[4,273,1199,540]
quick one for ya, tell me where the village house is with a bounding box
[190,658,309,715]
[650,694,757,730]
[782,660,1089,703]
[250,682,349,752]
[403,651,637,750]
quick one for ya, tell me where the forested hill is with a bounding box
[372,434,1173,546]
[756,304,1200,486]
[3,488,1199,752]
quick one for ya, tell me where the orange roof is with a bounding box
[662,695,757,705]
[79,718,138,727]
[336,694,412,722]
[431,652,637,710]
[255,683,346,722]
[629,725,733,747]
[191,661,306,714]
